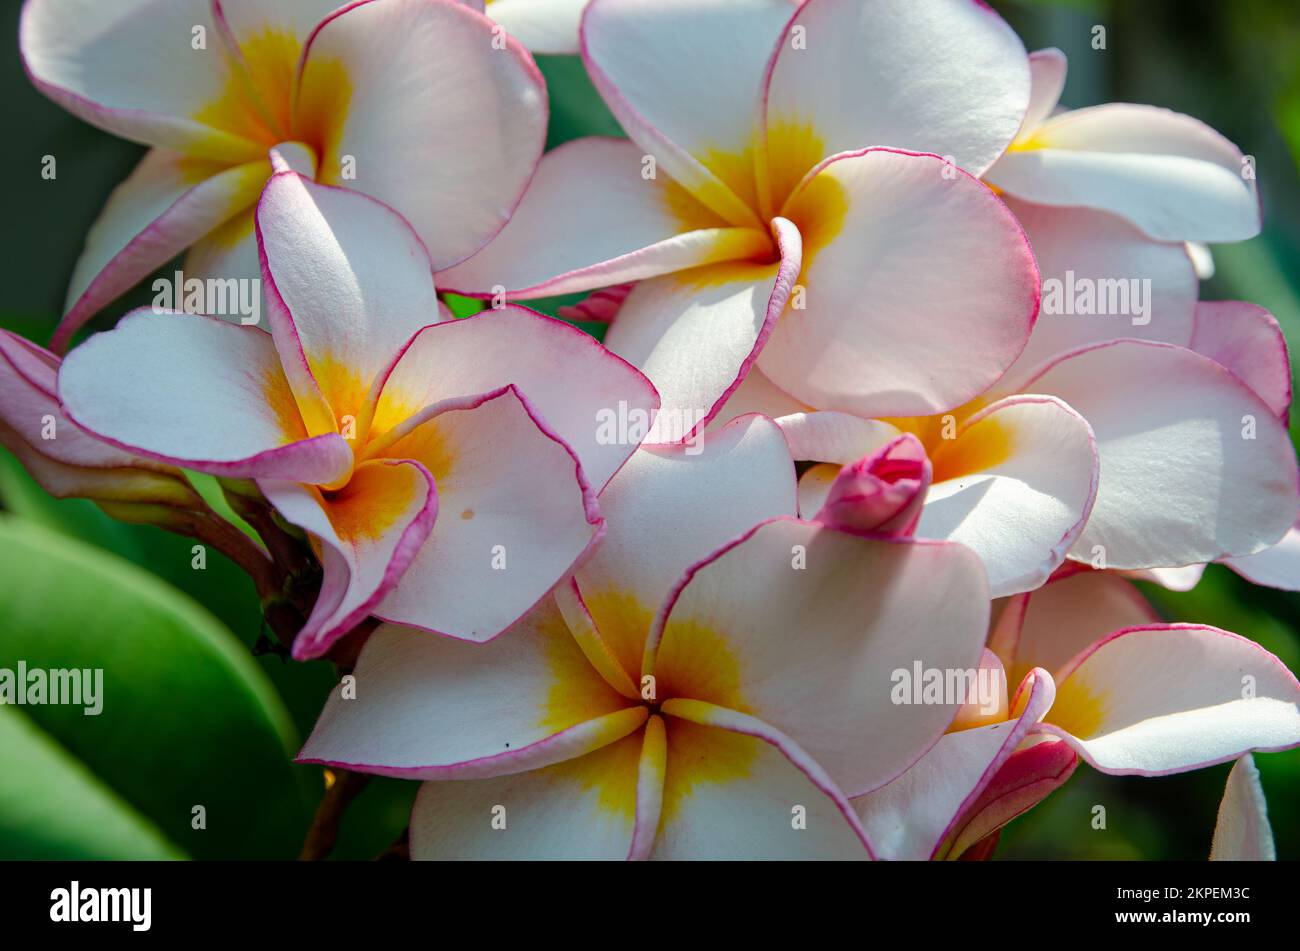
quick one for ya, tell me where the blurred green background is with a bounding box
[1,0,1297,860]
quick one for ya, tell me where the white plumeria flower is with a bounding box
[21,0,546,350]
[441,0,1041,441]
[300,415,994,859]
[854,568,1300,860]
[473,0,588,54]
[56,164,658,659]
[1210,755,1275,861]
[722,293,1298,597]
[986,48,1261,243]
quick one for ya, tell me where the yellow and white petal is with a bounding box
[915,395,1098,597]
[257,171,439,435]
[758,149,1039,418]
[438,137,771,298]
[575,414,797,682]
[21,0,266,162]
[992,568,1158,689]
[987,104,1260,243]
[1043,625,1300,775]
[372,306,659,491]
[650,708,869,859]
[373,386,601,643]
[409,729,644,859]
[649,518,989,798]
[763,0,1030,183]
[262,459,437,660]
[295,0,547,270]
[58,310,352,484]
[603,218,801,443]
[582,0,797,227]
[299,606,643,779]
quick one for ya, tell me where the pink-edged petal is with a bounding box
[1190,301,1291,419]
[993,569,1159,688]
[996,197,1198,392]
[653,701,871,859]
[987,104,1260,242]
[648,517,989,798]
[777,410,897,465]
[1019,47,1067,135]
[298,605,645,779]
[1223,522,1300,592]
[372,306,658,491]
[262,459,437,659]
[915,395,1098,597]
[603,218,801,444]
[709,367,808,431]
[852,667,1056,861]
[0,331,197,506]
[20,0,266,162]
[758,149,1039,418]
[762,0,1030,185]
[409,729,644,859]
[574,414,797,680]
[57,310,351,483]
[1024,340,1300,568]
[256,170,439,435]
[582,0,797,227]
[487,0,588,54]
[296,0,547,271]
[1209,754,1276,861]
[1041,625,1300,775]
[813,434,929,536]
[437,137,771,298]
[373,386,602,643]
[51,151,269,352]
[940,734,1079,859]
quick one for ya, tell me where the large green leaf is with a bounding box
[0,516,310,859]
[0,705,183,859]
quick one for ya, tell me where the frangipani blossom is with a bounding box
[21,0,546,350]
[854,568,1300,860]
[757,317,1299,596]
[441,0,1040,440]
[0,329,202,517]
[56,167,658,659]
[300,415,992,859]
[985,47,1261,243]
[1210,755,1275,861]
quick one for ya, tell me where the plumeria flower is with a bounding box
[1210,755,1275,861]
[0,329,202,519]
[440,0,1040,442]
[474,0,588,53]
[724,299,1298,596]
[853,567,1300,860]
[21,0,546,350]
[985,48,1261,243]
[300,415,993,859]
[55,165,658,659]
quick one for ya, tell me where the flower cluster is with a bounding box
[10,0,1299,860]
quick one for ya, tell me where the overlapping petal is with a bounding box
[1190,301,1291,419]
[757,149,1040,418]
[1209,755,1276,861]
[58,310,352,484]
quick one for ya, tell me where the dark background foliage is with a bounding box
[0,0,1296,859]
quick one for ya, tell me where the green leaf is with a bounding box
[0,516,310,859]
[0,705,183,859]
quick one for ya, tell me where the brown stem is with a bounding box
[299,768,371,861]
